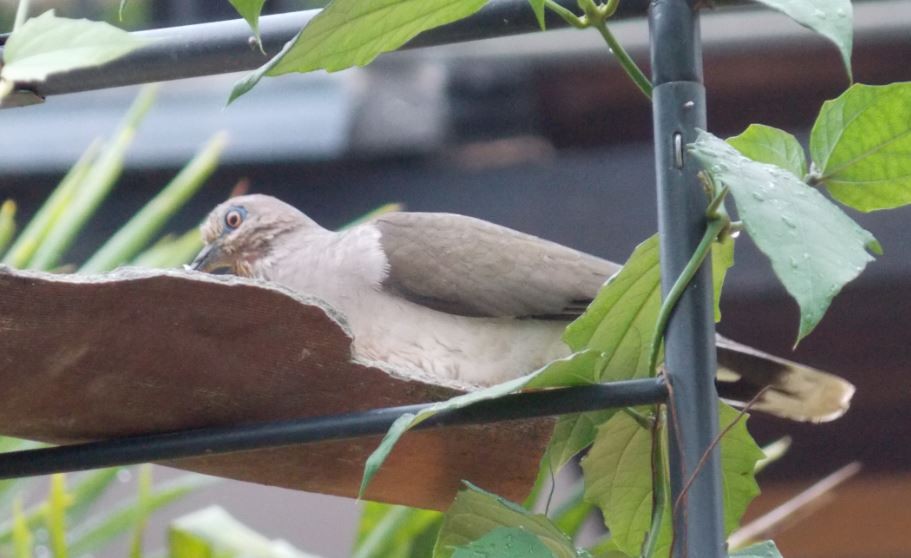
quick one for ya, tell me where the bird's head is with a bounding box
[190,194,316,277]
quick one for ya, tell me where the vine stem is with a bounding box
[592,21,653,99]
[645,216,726,378]
[543,0,653,98]
[642,408,668,558]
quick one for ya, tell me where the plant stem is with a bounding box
[642,408,668,558]
[646,217,726,377]
[543,0,587,28]
[592,21,652,98]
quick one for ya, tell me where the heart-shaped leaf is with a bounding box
[1,11,144,84]
[582,404,763,558]
[810,82,911,211]
[753,0,852,79]
[230,0,489,103]
[690,130,879,342]
[728,124,807,179]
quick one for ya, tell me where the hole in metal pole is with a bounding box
[673,132,684,169]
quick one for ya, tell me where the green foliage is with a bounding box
[810,82,911,211]
[359,350,601,496]
[354,502,441,558]
[168,506,320,557]
[752,0,852,79]
[527,0,546,30]
[45,474,72,558]
[435,484,581,558]
[0,200,16,255]
[229,0,489,103]
[2,140,100,268]
[11,499,31,558]
[68,473,217,556]
[80,132,228,272]
[451,527,556,558]
[690,130,880,342]
[581,404,763,558]
[0,10,143,89]
[228,0,267,50]
[727,124,807,179]
[28,86,157,270]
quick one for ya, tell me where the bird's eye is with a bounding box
[224,208,245,230]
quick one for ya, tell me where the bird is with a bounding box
[190,194,854,423]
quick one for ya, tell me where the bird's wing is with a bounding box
[372,212,620,319]
[715,336,855,423]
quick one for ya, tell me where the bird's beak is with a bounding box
[189,243,234,274]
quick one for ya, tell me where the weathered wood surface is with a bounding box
[0,267,553,510]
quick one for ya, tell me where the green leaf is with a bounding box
[810,82,911,211]
[452,527,556,558]
[131,227,203,268]
[80,131,227,273]
[582,404,763,558]
[527,0,546,30]
[543,232,733,472]
[2,139,101,269]
[0,200,16,256]
[711,233,735,323]
[128,465,153,558]
[752,0,852,79]
[68,474,217,557]
[229,0,489,103]
[67,468,121,522]
[11,498,32,558]
[44,474,72,558]
[551,482,594,539]
[731,541,783,558]
[727,124,807,179]
[228,0,267,51]
[1,10,144,84]
[434,483,579,558]
[359,350,599,496]
[544,410,616,474]
[689,129,879,342]
[168,506,320,558]
[354,503,442,558]
[28,86,156,271]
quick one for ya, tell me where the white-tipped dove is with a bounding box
[191,194,854,423]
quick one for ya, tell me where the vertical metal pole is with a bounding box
[649,1,726,558]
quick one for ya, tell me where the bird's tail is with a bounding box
[714,336,855,423]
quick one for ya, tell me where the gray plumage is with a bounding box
[191,194,855,423]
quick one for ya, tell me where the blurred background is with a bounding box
[1,0,910,556]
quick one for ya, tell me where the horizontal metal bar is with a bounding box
[0,0,648,103]
[0,378,666,479]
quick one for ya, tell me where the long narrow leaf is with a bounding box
[0,468,118,546]
[68,473,217,557]
[11,498,32,558]
[44,474,72,558]
[2,140,101,268]
[129,465,153,558]
[28,86,157,271]
[0,200,17,256]
[80,131,228,272]
[131,227,202,268]
[67,468,121,522]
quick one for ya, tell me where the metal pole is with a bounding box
[0,379,666,479]
[649,1,726,557]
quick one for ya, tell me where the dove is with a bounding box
[191,194,854,422]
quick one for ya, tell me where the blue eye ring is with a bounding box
[224,206,247,230]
